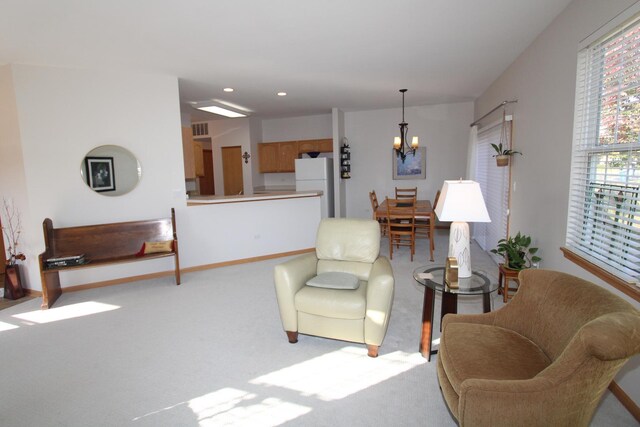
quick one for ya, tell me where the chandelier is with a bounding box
[393,89,418,162]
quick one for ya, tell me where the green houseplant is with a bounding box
[491,143,521,167]
[490,232,541,270]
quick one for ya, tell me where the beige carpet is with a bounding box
[0,230,636,426]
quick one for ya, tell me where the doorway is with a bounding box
[221,146,244,195]
[199,149,215,195]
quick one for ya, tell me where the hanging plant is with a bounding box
[491,143,521,167]
[491,111,521,167]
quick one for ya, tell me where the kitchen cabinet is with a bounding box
[259,139,333,173]
[258,141,298,173]
[182,126,205,179]
[297,138,333,154]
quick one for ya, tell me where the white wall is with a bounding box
[3,64,187,289]
[332,108,346,217]
[177,196,321,268]
[249,117,264,190]
[0,66,31,274]
[344,102,474,219]
[475,0,640,402]
[261,114,332,141]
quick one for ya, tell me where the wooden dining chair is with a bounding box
[369,190,386,236]
[415,189,440,261]
[395,187,417,200]
[385,197,416,261]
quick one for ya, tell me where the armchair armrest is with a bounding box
[274,252,318,332]
[442,310,497,331]
[364,256,395,345]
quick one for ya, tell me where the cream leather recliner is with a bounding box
[274,218,395,357]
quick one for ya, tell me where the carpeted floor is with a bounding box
[0,230,636,426]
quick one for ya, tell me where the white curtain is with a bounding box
[466,125,478,180]
[473,119,510,261]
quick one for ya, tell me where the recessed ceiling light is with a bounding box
[277,92,287,96]
[223,88,234,92]
[196,105,247,118]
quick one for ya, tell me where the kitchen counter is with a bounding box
[187,191,321,206]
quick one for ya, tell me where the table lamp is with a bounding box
[434,180,491,278]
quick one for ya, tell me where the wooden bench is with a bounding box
[38,209,180,309]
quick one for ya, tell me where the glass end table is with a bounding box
[413,266,498,360]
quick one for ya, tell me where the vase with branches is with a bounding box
[2,198,26,266]
[1,198,26,300]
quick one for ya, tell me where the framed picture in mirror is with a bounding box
[85,156,115,192]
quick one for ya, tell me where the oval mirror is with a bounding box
[80,145,141,196]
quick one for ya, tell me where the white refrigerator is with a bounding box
[295,158,334,218]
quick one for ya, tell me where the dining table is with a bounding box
[377,198,435,261]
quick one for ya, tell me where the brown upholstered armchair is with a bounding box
[437,269,640,427]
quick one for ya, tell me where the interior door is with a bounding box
[221,146,244,195]
[199,149,215,195]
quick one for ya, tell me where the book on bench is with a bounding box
[45,254,87,268]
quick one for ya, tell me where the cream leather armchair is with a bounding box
[274,218,394,357]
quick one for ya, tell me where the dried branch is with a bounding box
[1,197,26,265]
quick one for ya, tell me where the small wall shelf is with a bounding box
[340,142,351,179]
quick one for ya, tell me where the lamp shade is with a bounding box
[435,180,491,223]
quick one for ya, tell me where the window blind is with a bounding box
[474,120,510,260]
[566,16,640,283]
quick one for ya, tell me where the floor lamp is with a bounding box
[434,180,491,278]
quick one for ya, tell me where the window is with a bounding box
[474,118,510,260]
[566,16,640,284]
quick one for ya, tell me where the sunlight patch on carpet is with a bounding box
[189,388,311,427]
[0,321,19,331]
[12,301,120,324]
[250,346,425,401]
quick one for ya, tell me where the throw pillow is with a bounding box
[136,240,174,256]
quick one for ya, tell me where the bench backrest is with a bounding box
[43,213,176,261]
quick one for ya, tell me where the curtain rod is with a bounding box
[469,100,518,127]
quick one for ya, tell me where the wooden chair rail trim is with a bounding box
[560,247,640,302]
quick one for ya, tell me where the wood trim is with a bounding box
[609,381,640,423]
[181,248,315,273]
[23,288,42,297]
[560,247,640,302]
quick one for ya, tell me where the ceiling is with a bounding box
[0,0,573,121]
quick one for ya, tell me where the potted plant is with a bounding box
[491,143,521,167]
[490,232,541,270]
[2,198,26,300]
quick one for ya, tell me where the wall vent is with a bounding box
[192,122,209,137]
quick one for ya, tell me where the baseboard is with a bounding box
[181,248,315,273]
[609,381,640,422]
[45,248,315,294]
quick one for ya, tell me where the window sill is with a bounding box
[560,247,640,303]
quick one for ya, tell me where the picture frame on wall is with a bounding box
[85,156,116,192]
[392,147,426,180]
